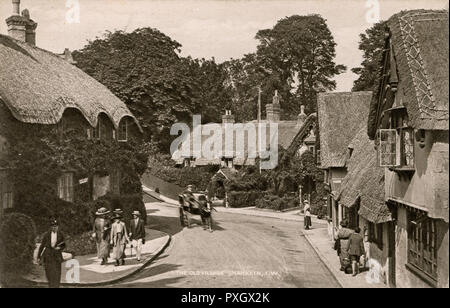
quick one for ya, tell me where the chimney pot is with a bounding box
[6,0,37,46]
[222,110,235,124]
[12,0,20,15]
[266,91,281,122]
[297,105,307,126]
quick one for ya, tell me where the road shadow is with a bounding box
[111,263,185,288]
[185,214,225,232]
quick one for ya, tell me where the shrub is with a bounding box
[65,231,97,257]
[13,195,92,236]
[255,194,300,211]
[227,191,261,208]
[0,213,36,286]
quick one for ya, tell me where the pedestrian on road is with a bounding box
[347,227,365,276]
[93,207,111,265]
[37,219,66,288]
[129,210,146,262]
[303,200,312,230]
[110,212,129,266]
[335,220,353,273]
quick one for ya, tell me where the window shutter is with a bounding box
[378,129,397,167]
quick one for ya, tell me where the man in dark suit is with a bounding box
[37,219,66,288]
[129,211,145,262]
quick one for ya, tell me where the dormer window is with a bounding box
[377,107,415,170]
[118,119,128,142]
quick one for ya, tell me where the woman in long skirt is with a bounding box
[93,207,111,265]
[110,213,129,266]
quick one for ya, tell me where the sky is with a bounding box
[0,0,447,91]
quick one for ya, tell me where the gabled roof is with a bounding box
[172,116,315,166]
[368,10,449,138]
[0,34,141,131]
[338,126,391,223]
[318,91,372,169]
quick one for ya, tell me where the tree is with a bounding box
[73,28,232,151]
[225,14,346,120]
[352,21,387,91]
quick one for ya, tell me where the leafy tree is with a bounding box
[352,21,387,91]
[225,14,346,120]
[73,28,232,151]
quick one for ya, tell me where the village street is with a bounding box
[111,201,340,288]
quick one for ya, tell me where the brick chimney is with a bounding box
[266,90,281,122]
[5,0,37,46]
[222,110,235,124]
[297,105,307,126]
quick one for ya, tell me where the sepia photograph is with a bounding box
[0,0,448,293]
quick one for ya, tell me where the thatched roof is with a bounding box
[368,10,449,138]
[338,127,392,223]
[0,34,141,131]
[318,92,372,169]
[172,116,315,166]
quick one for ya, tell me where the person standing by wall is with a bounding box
[129,211,145,262]
[347,226,365,276]
[304,200,312,230]
[37,219,66,288]
[335,220,353,273]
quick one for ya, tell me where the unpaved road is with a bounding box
[113,201,340,288]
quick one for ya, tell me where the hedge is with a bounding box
[255,194,300,211]
[227,191,261,208]
[0,213,36,286]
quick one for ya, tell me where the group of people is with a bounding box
[36,208,147,288]
[93,208,146,266]
[334,220,365,276]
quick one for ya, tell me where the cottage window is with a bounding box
[368,222,383,249]
[0,174,14,210]
[57,173,74,202]
[407,209,437,282]
[316,149,321,165]
[377,108,415,169]
[118,119,128,142]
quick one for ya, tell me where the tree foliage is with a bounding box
[224,14,346,121]
[73,28,231,151]
[1,123,149,235]
[352,21,387,91]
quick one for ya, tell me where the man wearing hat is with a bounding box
[129,210,146,262]
[37,218,66,288]
[93,207,111,265]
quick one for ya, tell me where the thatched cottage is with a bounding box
[172,91,318,169]
[317,91,373,238]
[369,10,448,288]
[337,125,393,286]
[0,1,142,215]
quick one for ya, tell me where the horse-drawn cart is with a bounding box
[178,191,213,231]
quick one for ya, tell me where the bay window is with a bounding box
[407,208,437,283]
[377,107,415,169]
